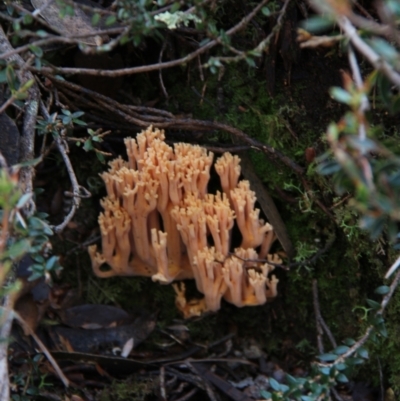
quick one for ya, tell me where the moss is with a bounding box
[98,376,158,401]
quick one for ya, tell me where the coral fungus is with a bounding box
[89,126,281,313]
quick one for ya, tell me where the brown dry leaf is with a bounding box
[31,0,105,46]
[57,334,75,352]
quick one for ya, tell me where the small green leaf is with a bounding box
[318,353,337,362]
[330,87,352,105]
[366,299,381,310]
[301,16,334,33]
[6,239,31,260]
[36,30,48,37]
[105,15,117,26]
[83,139,93,152]
[0,69,7,83]
[171,2,180,12]
[71,111,84,119]
[334,345,349,355]
[337,373,348,383]
[357,347,369,359]
[261,6,270,16]
[260,390,271,400]
[269,377,281,391]
[374,285,390,295]
[320,367,331,375]
[28,45,43,58]
[301,396,315,401]
[19,79,35,92]
[245,57,256,67]
[45,255,59,271]
[73,119,87,126]
[92,13,101,26]
[16,193,33,209]
[335,363,347,371]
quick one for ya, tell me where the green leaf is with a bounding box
[317,160,341,175]
[343,338,356,346]
[245,57,256,68]
[6,65,17,90]
[334,345,349,355]
[171,2,180,12]
[36,30,48,37]
[71,111,84,119]
[45,255,59,271]
[318,353,337,362]
[0,69,7,83]
[96,152,105,163]
[366,299,380,310]
[92,13,101,26]
[105,15,117,26]
[83,139,93,152]
[5,239,31,260]
[320,367,331,375]
[16,192,33,209]
[357,347,369,359]
[19,79,35,92]
[269,377,281,391]
[337,373,348,383]
[330,87,352,105]
[285,374,298,386]
[301,16,334,33]
[23,14,33,25]
[260,390,271,400]
[28,45,43,58]
[374,285,390,295]
[261,6,270,16]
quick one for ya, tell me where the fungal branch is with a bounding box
[89,126,282,314]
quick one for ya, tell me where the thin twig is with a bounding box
[338,16,400,87]
[347,46,369,140]
[160,366,167,401]
[13,311,70,387]
[39,101,91,233]
[312,279,337,350]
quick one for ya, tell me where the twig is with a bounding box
[0,297,14,401]
[347,46,369,140]
[13,311,70,387]
[384,254,400,279]
[159,40,169,100]
[39,101,91,233]
[186,362,219,401]
[377,357,384,401]
[312,279,337,350]
[338,16,400,87]
[160,366,167,401]
[174,387,198,401]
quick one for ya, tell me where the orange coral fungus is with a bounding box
[89,126,281,313]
